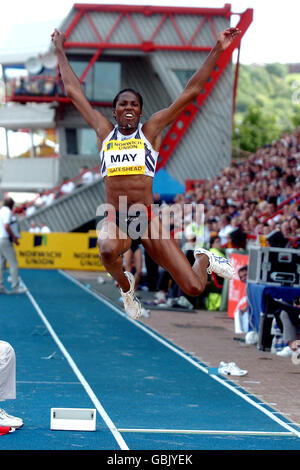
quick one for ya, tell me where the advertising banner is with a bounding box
[15,231,105,271]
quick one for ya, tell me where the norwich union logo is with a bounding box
[88,237,97,249]
[33,235,48,247]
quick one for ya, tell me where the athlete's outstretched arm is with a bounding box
[51,29,113,138]
[143,27,241,144]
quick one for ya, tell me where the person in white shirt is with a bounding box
[59,177,75,195]
[218,214,235,247]
[40,223,51,233]
[0,198,26,294]
[80,166,94,185]
[29,221,41,233]
[25,204,36,217]
[37,192,56,207]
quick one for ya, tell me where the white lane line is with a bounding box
[59,271,300,440]
[118,428,294,436]
[17,381,81,385]
[24,284,129,451]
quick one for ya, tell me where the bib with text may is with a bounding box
[104,138,145,176]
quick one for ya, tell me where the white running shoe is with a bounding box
[194,248,235,280]
[176,296,194,310]
[218,361,248,376]
[120,271,142,320]
[0,408,23,429]
[11,285,27,294]
[141,308,150,318]
[276,346,293,357]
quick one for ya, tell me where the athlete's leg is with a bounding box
[141,216,209,297]
[97,220,132,292]
[97,218,142,319]
[98,227,142,319]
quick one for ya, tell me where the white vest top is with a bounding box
[99,124,159,178]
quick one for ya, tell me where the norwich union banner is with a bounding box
[15,231,105,271]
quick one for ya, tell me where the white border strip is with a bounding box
[118,428,293,436]
[24,284,129,450]
[59,271,300,439]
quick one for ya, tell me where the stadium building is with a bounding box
[0,3,252,232]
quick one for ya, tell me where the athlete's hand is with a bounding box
[51,29,65,51]
[216,27,241,51]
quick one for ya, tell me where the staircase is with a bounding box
[19,178,106,233]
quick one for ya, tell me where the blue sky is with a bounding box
[0,0,298,65]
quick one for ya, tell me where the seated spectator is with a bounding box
[15,78,27,95]
[59,177,75,196]
[29,221,41,233]
[276,297,300,357]
[271,317,289,355]
[228,227,247,251]
[218,214,235,247]
[25,204,37,217]
[38,192,56,207]
[209,235,225,257]
[233,265,249,334]
[77,166,94,187]
[40,223,51,233]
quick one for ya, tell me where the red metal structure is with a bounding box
[64,3,233,52]
[6,3,253,171]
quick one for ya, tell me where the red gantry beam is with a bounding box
[73,3,232,16]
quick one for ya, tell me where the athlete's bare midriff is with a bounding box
[104,174,154,207]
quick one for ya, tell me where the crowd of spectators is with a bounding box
[174,127,300,251]
[13,76,65,98]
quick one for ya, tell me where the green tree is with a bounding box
[265,63,288,78]
[233,105,281,152]
[233,62,300,152]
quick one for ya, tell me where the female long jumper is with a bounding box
[52,27,239,319]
